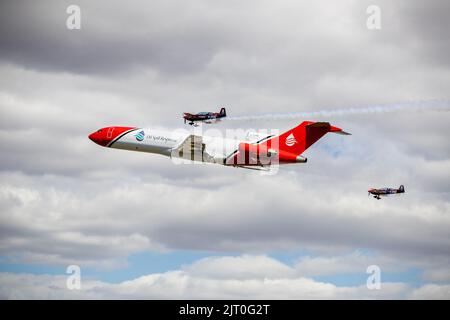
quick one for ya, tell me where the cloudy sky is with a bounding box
[0,0,449,299]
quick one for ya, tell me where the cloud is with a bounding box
[294,251,406,277]
[183,255,296,280]
[1,167,449,266]
[1,255,449,299]
[421,268,450,283]
[408,284,450,300]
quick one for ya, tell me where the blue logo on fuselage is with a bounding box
[135,130,145,141]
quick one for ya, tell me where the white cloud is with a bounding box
[294,251,405,277]
[183,255,296,280]
[1,255,449,299]
[408,284,450,300]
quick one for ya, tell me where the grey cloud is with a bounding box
[397,0,450,68]
[0,167,449,270]
[0,0,231,76]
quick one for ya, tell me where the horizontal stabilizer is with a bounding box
[332,130,351,135]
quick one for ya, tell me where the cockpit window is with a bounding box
[97,129,102,133]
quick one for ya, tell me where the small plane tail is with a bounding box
[219,107,226,117]
[261,121,350,156]
[399,185,405,193]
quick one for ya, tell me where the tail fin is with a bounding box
[219,108,226,116]
[399,185,405,193]
[262,121,350,156]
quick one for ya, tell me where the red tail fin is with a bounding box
[225,121,349,166]
[262,121,349,157]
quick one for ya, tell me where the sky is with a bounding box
[0,0,449,299]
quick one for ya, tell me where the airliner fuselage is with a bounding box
[88,122,350,169]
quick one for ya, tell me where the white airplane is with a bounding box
[88,121,350,170]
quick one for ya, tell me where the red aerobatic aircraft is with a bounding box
[368,185,405,200]
[183,107,226,126]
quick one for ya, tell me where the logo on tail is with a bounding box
[285,133,297,147]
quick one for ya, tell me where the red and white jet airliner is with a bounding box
[88,121,350,169]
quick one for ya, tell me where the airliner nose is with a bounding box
[88,126,137,147]
[88,132,96,142]
[88,129,106,146]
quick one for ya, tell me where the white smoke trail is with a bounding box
[224,100,450,121]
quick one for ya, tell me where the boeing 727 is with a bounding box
[88,121,350,170]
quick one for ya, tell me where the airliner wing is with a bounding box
[173,134,204,152]
[171,134,215,163]
[235,165,271,171]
